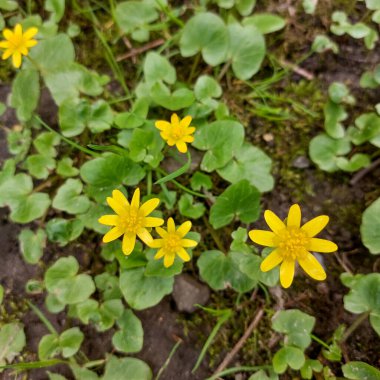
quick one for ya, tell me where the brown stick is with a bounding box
[349,157,380,185]
[116,38,165,61]
[212,307,265,376]
[279,58,314,80]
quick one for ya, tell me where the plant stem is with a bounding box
[202,215,226,253]
[27,301,57,335]
[311,333,330,349]
[205,365,273,380]
[147,170,152,195]
[341,312,370,343]
[155,339,182,380]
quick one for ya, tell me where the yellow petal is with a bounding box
[140,198,159,216]
[171,113,179,125]
[166,138,176,146]
[301,215,329,237]
[155,120,171,131]
[25,39,38,48]
[181,239,197,248]
[150,239,164,248]
[167,218,175,233]
[180,115,192,128]
[260,249,283,272]
[122,233,136,255]
[14,24,22,37]
[103,227,123,243]
[248,230,277,247]
[112,189,129,207]
[0,41,10,48]
[184,127,196,135]
[264,210,286,234]
[98,215,119,226]
[287,204,301,227]
[145,217,164,227]
[156,226,168,238]
[177,221,192,237]
[280,259,295,288]
[3,29,13,40]
[20,46,28,55]
[164,252,175,267]
[154,248,166,260]
[23,27,38,40]
[131,188,140,208]
[107,196,127,216]
[176,141,187,153]
[177,247,191,262]
[183,135,194,143]
[298,251,326,281]
[12,52,22,68]
[2,49,12,60]
[137,227,153,245]
[308,238,338,253]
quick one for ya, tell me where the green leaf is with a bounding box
[114,1,158,34]
[59,327,83,358]
[273,346,305,374]
[102,356,152,380]
[119,268,173,310]
[112,310,143,353]
[309,133,351,172]
[56,157,79,178]
[144,249,184,278]
[193,120,245,172]
[25,154,56,179]
[10,69,40,122]
[272,309,315,349]
[45,0,65,22]
[197,250,257,293]
[38,334,60,360]
[178,194,206,219]
[48,372,67,380]
[190,171,212,191]
[210,180,261,229]
[73,299,99,324]
[115,98,150,129]
[312,35,339,53]
[236,0,256,16]
[218,143,274,192]
[0,0,18,10]
[328,82,350,103]
[95,273,122,300]
[324,100,347,138]
[336,154,370,172]
[18,228,46,264]
[58,99,89,137]
[46,218,84,246]
[143,52,176,84]
[243,14,286,34]
[34,132,60,157]
[10,193,51,224]
[361,197,380,254]
[70,364,99,380]
[87,100,113,133]
[150,82,195,111]
[342,361,380,379]
[52,179,90,215]
[0,323,25,367]
[348,113,380,145]
[302,0,317,14]
[80,154,145,192]
[227,23,266,80]
[300,359,323,379]
[365,0,380,10]
[194,75,222,101]
[180,12,229,66]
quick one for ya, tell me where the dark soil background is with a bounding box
[1,1,380,379]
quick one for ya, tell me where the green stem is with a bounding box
[155,151,191,185]
[155,340,182,380]
[202,215,226,253]
[147,170,152,195]
[205,365,273,380]
[34,116,99,157]
[310,333,330,350]
[27,301,57,335]
[155,0,184,27]
[341,312,370,343]
[84,359,106,368]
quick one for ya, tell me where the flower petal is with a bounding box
[12,52,22,68]
[155,120,171,131]
[181,239,197,248]
[122,233,136,255]
[308,238,338,253]
[287,204,301,227]
[98,215,119,226]
[177,247,191,262]
[25,39,38,48]
[301,215,329,237]
[145,217,164,227]
[23,27,38,40]
[137,228,153,245]
[298,251,327,281]
[167,218,175,233]
[182,135,194,143]
[264,210,286,234]
[154,248,166,260]
[150,239,164,248]
[280,259,295,288]
[2,49,12,60]
[260,249,283,272]
[107,196,127,216]
[14,24,22,37]
[156,226,168,238]
[131,188,140,209]
[103,227,123,243]
[3,29,13,40]
[0,41,10,48]
[176,141,187,153]
[140,198,160,216]
[171,113,179,125]
[184,127,196,135]
[164,252,175,267]
[248,230,277,247]
[177,221,192,237]
[180,115,192,128]
[112,189,129,207]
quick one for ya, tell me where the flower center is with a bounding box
[276,227,310,260]
[170,125,185,141]
[163,233,181,253]
[120,207,144,233]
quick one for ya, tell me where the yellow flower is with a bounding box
[155,113,195,153]
[150,217,198,267]
[98,188,164,255]
[0,23,38,68]
[249,204,338,288]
